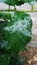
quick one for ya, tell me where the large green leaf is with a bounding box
[0,0,37,6]
[0,0,21,6]
[0,11,32,65]
[0,11,32,53]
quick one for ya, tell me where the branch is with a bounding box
[0,9,37,12]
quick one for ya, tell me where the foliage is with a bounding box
[0,0,37,6]
[0,11,32,65]
[0,0,33,65]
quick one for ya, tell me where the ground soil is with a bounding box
[19,46,37,65]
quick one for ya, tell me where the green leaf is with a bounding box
[17,0,37,6]
[1,11,32,53]
[0,0,37,6]
[0,53,10,65]
[0,12,11,20]
[0,12,10,37]
[0,0,19,6]
[0,11,32,65]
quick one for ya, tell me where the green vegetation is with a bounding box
[0,0,36,65]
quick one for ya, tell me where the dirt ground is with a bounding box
[19,46,37,65]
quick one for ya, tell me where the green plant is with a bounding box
[0,0,37,65]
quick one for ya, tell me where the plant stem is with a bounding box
[31,5,33,11]
[9,5,10,11]
[14,6,16,11]
[0,10,37,12]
